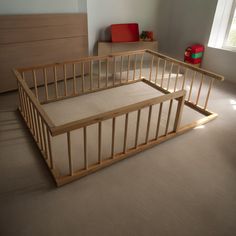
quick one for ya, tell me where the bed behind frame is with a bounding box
[13,49,224,186]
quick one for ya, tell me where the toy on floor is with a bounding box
[184,44,204,67]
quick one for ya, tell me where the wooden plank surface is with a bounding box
[0,13,88,93]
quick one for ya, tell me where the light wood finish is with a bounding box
[188,71,196,102]
[111,118,116,158]
[84,126,88,170]
[98,41,158,56]
[145,105,153,143]
[196,74,204,105]
[52,88,185,136]
[135,110,141,148]
[0,13,88,93]
[149,56,155,81]
[161,60,166,87]
[156,103,163,139]
[67,132,73,176]
[98,122,102,164]
[123,113,129,153]
[165,100,173,135]
[155,58,160,84]
[204,78,214,110]
[167,62,174,90]
[147,49,224,81]
[14,49,224,187]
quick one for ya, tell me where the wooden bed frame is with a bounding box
[13,49,224,187]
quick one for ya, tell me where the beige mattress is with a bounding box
[42,81,204,176]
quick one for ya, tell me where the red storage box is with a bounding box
[184,44,204,65]
[111,23,139,42]
[190,44,204,53]
[185,57,202,64]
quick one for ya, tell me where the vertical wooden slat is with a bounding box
[83,126,88,170]
[98,122,102,164]
[33,70,39,100]
[140,54,144,79]
[98,60,101,88]
[135,109,141,148]
[64,64,68,97]
[145,105,153,144]
[73,64,77,94]
[53,66,59,98]
[182,68,188,90]
[39,115,45,151]
[106,58,109,87]
[47,129,54,169]
[81,63,85,93]
[23,92,30,125]
[120,56,123,83]
[113,57,116,86]
[18,83,24,113]
[24,91,31,125]
[43,68,49,101]
[90,61,93,90]
[167,62,174,91]
[173,94,185,132]
[188,71,196,101]
[195,74,204,106]
[204,78,214,110]
[41,121,48,159]
[161,60,167,87]
[165,99,173,135]
[123,113,129,153]
[155,103,163,139]
[174,66,180,92]
[155,58,160,84]
[149,55,155,81]
[133,55,137,80]
[32,105,39,142]
[111,117,116,158]
[29,102,36,136]
[36,110,43,150]
[21,88,28,121]
[67,132,73,176]
[26,97,33,131]
[127,55,130,82]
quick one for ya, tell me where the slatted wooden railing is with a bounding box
[14,49,223,186]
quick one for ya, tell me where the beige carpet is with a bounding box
[0,74,236,236]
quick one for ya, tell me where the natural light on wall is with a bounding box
[208,0,236,51]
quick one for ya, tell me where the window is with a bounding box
[208,0,236,51]
[224,3,236,48]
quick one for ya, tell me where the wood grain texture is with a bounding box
[0,13,88,93]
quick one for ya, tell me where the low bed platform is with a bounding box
[14,49,224,186]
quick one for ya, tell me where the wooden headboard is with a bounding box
[0,13,88,93]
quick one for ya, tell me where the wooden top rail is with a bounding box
[16,49,146,73]
[146,49,224,81]
[13,69,56,131]
[51,89,186,136]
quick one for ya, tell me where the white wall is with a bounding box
[0,0,86,14]
[87,0,160,55]
[156,0,236,83]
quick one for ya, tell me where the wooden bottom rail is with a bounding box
[56,112,218,187]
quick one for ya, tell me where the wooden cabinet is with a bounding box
[98,41,158,56]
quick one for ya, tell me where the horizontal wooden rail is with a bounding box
[51,88,186,136]
[146,49,224,81]
[16,49,146,73]
[13,69,55,131]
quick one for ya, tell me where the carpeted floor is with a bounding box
[0,78,236,236]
